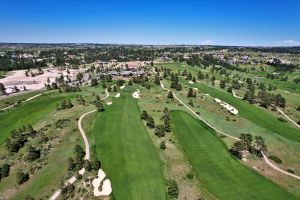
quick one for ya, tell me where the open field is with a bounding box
[91,87,166,200]
[170,110,299,200]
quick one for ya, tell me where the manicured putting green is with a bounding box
[170,110,299,200]
[92,90,166,200]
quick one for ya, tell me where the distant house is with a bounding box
[108,70,119,76]
[135,70,145,76]
[120,71,133,77]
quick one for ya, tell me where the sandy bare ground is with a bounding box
[92,169,112,196]
[277,107,300,128]
[214,98,238,115]
[132,89,140,99]
[232,90,243,99]
[49,89,110,200]
[0,67,85,93]
[160,81,300,180]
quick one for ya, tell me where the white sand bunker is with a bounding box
[189,81,194,84]
[107,102,112,105]
[115,93,120,98]
[120,85,125,90]
[214,98,238,115]
[132,89,140,99]
[92,169,112,196]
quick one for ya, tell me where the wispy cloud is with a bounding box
[200,40,213,45]
[275,40,300,46]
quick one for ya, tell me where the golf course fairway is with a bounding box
[0,94,67,144]
[92,90,166,200]
[181,79,300,143]
[170,110,299,200]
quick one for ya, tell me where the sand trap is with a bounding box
[92,169,112,196]
[214,98,238,115]
[115,93,120,98]
[189,81,194,84]
[193,88,198,90]
[107,102,112,105]
[78,168,85,175]
[97,179,112,196]
[132,90,140,99]
[120,85,125,90]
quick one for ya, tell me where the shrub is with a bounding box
[16,170,29,185]
[287,169,295,174]
[268,155,282,164]
[167,180,179,199]
[186,172,194,179]
[160,141,166,150]
[1,163,10,178]
[277,117,287,122]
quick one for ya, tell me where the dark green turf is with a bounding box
[92,90,166,200]
[171,110,299,200]
[181,78,300,143]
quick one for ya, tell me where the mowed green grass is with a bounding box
[0,90,43,109]
[92,89,166,200]
[170,110,299,200]
[0,94,68,144]
[180,79,300,143]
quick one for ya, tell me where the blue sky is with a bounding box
[0,0,299,46]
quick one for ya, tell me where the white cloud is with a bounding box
[276,40,300,46]
[200,40,213,45]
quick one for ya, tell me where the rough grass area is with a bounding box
[92,89,166,200]
[170,110,299,200]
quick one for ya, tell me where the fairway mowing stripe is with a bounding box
[159,81,300,180]
[170,111,299,200]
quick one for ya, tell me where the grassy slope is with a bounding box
[170,110,299,200]
[0,90,43,109]
[0,93,69,144]
[92,88,166,200]
[181,79,300,142]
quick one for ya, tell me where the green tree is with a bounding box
[167,180,179,199]
[167,91,173,99]
[187,88,194,97]
[25,145,41,161]
[160,141,166,150]
[1,163,10,178]
[0,82,6,95]
[91,78,98,86]
[219,80,226,89]
[91,158,101,170]
[16,170,29,185]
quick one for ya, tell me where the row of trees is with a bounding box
[68,145,101,172]
[140,110,155,129]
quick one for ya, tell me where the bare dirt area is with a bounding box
[0,67,86,93]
